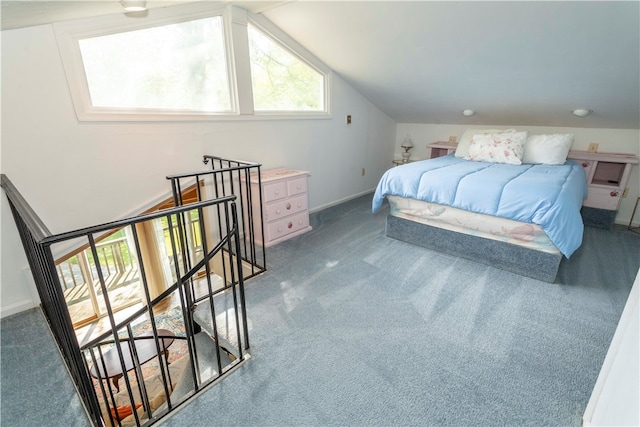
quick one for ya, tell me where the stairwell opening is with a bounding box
[2,156,265,427]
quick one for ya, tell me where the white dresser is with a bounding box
[246,168,312,246]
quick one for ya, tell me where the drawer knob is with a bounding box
[288,222,293,229]
[286,203,291,210]
[274,190,280,195]
[297,203,302,208]
[610,191,618,197]
[277,227,282,232]
[276,209,281,214]
[297,185,302,190]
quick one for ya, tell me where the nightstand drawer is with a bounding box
[263,181,287,202]
[265,212,310,241]
[265,195,308,222]
[583,187,621,211]
[287,176,307,196]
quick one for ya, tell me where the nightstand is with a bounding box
[392,159,415,166]
[427,141,458,159]
[567,150,639,229]
[629,197,640,234]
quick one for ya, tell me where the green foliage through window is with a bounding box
[57,5,330,120]
[248,25,324,112]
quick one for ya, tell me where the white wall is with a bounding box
[0,193,41,317]
[0,23,397,317]
[583,268,639,426]
[396,124,640,225]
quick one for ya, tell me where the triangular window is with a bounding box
[248,24,325,112]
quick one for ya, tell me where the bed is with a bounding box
[372,132,587,282]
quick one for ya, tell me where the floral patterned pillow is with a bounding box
[467,131,528,165]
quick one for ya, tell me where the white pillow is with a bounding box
[467,131,528,165]
[454,128,516,158]
[522,134,574,165]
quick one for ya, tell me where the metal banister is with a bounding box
[167,155,266,282]
[2,154,258,427]
[41,195,236,246]
[202,155,261,167]
[1,174,52,241]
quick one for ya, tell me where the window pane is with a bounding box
[248,25,324,111]
[79,17,231,112]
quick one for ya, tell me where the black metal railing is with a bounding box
[166,155,266,284]
[2,169,253,427]
[2,173,103,426]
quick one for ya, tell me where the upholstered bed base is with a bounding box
[385,214,562,283]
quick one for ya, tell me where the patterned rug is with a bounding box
[128,307,187,341]
[126,306,189,364]
[90,306,189,416]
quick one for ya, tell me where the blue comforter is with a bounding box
[372,155,587,257]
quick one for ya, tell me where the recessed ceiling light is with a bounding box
[121,0,146,12]
[462,109,475,117]
[572,108,591,117]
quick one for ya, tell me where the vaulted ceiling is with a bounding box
[2,1,639,129]
[263,1,640,129]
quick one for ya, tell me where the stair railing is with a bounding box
[166,155,266,287]
[2,172,251,427]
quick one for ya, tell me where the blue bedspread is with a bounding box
[372,155,587,257]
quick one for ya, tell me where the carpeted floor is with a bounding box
[2,193,639,426]
[163,193,639,426]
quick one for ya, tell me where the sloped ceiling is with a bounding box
[2,1,639,129]
[0,0,286,29]
[263,1,640,129]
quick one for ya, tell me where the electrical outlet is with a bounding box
[361,168,365,176]
[346,115,352,124]
[588,143,599,153]
[623,187,629,198]
[448,136,457,144]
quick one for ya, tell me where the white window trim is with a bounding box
[54,3,236,121]
[54,3,332,122]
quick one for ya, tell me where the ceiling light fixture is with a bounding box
[572,108,591,117]
[462,109,475,117]
[121,0,147,12]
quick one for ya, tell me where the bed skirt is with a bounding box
[385,214,562,283]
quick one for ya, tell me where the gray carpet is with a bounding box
[2,193,639,426]
[165,194,639,426]
[0,307,88,426]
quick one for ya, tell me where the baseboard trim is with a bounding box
[309,189,375,214]
[0,299,38,319]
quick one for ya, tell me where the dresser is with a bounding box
[245,168,312,246]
